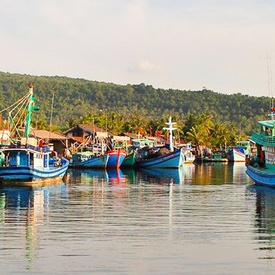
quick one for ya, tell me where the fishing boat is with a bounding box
[136,148,183,169]
[180,143,195,164]
[195,150,228,163]
[69,151,109,168]
[121,151,136,167]
[246,101,275,187]
[68,138,109,168]
[106,148,127,168]
[0,85,69,186]
[227,140,255,162]
[135,116,184,169]
[121,138,156,168]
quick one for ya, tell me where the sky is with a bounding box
[1,0,275,97]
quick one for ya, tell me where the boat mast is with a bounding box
[24,85,38,138]
[163,116,177,151]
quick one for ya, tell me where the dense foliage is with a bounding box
[0,71,270,147]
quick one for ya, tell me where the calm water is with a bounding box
[1,163,275,274]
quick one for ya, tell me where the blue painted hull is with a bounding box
[107,150,126,168]
[0,158,69,185]
[69,154,109,168]
[246,165,275,187]
[137,148,183,169]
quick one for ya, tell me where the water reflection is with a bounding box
[127,165,195,185]
[0,164,265,274]
[0,183,68,266]
[68,167,195,186]
[134,167,185,185]
[192,162,250,185]
[68,168,126,185]
[248,185,275,260]
[67,163,249,187]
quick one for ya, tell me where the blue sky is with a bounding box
[1,0,275,97]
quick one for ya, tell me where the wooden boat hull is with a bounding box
[136,148,183,169]
[106,149,127,168]
[69,154,109,168]
[246,165,275,187]
[0,177,64,187]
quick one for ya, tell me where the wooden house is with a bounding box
[63,123,107,147]
[29,129,68,155]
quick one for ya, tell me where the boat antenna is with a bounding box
[49,92,55,140]
[163,116,177,151]
[267,54,275,120]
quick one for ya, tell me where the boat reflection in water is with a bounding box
[126,165,196,185]
[68,165,197,186]
[191,162,251,186]
[0,182,67,265]
[66,163,247,187]
[68,168,126,185]
[247,185,275,259]
[134,167,185,185]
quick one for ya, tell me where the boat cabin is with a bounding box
[131,139,156,149]
[0,137,54,169]
[258,120,275,136]
[236,140,251,149]
[0,146,51,169]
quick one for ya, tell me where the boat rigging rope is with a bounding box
[0,91,29,114]
[0,91,32,139]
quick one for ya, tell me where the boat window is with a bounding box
[30,153,34,165]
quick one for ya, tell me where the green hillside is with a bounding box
[0,71,270,147]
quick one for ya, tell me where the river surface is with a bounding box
[0,163,275,274]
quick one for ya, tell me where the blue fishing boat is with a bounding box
[0,85,69,186]
[246,101,275,187]
[136,147,183,168]
[135,116,184,169]
[69,151,109,168]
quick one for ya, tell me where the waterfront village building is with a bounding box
[63,123,130,150]
[28,129,68,155]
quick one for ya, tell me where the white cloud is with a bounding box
[138,60,163,72]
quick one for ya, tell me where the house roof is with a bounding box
[69,136,84,143]
[29,129,68,140]
[63,123,105,135]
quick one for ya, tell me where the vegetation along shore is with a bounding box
[0,72,270,148]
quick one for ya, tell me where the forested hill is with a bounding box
[0,71,270,133]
